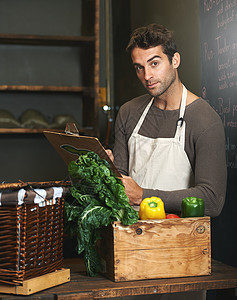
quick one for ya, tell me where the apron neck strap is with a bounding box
[179,84,187,119]
[176,84,187,127]
[133,85,187,134]
[133,98,154,134]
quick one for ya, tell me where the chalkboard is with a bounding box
[200,0,237,267]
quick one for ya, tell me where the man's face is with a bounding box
[131,45,178,98]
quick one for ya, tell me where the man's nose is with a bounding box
[144,67,152,81]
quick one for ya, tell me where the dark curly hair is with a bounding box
[126,24,177,64]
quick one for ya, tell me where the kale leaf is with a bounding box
[64,151,138,276]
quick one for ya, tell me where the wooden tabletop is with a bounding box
[0,258,237,299]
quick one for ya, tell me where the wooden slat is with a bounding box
[57,292,94,300]
[0,180,70,190]
[0,34,95,46]
[113,218,211,250]
[0,128,58,134]
[0,85,89,93]
[0,127,95,135]
[114,246,211,281]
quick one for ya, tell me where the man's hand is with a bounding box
[104,150,142,205]
[105,149,114,162]
[120,175,143,206]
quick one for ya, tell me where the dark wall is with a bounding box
[111,0,139,109]
[112,0,201,111]
[1,134,68,182]
[130,0,201,96]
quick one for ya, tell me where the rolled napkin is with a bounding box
[0,110,21,128]
[20,109,49,128]
[50,114,80,129]
[0,186,68,206]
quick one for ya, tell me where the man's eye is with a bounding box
[135,65,143,72]
[151,61,158,67]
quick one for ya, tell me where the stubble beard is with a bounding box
[145,72,176,99]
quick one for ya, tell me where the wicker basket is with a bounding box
[0,180,69,286]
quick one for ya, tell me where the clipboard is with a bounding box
[43,126,121,177]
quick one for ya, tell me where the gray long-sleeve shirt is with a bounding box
[113,94,227,217]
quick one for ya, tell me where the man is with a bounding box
[108,23,227,219]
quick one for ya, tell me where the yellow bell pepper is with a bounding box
[139,197,166,220]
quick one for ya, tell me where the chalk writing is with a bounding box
[224,0,237,11]
[216,36,230,54]
[226,137,237,168]
[200,0,237,168]
[217,9,235,29]
[204,42,215,61]
[204,0,215,13]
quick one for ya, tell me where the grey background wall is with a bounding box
[0,0,88,183]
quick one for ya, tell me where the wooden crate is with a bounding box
[99,217,211,282]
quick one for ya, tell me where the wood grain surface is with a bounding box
[0,258,236,299]
[99,218,211,281]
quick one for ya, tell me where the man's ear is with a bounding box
[172,52,180,68]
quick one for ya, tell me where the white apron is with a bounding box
[127,86,205,300]
[128,85,194,195]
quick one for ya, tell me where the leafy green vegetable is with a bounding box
[64,151,139,276]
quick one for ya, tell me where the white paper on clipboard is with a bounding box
[43,130,121,177]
